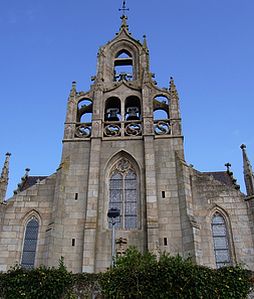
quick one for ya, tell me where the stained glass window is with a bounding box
[212,212,231,268]
[21,217,39,269]
[109,164,138,230]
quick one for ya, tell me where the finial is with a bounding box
[225,162,232,173]
[70,81,77,96]
[143,35,148,48]
[241,144,246,150]
[25,168,30,176]
[169,77,179,97]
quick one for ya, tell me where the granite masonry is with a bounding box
[1,16,254,273]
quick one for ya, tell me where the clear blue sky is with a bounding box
[0,0,254,198]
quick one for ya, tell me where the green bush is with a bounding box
[99,247,252,299]
[0,250,252,299]
[0,257,73,299]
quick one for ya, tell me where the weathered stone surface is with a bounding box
[0,16,254,274]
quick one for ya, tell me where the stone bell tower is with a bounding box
[39,13,187,273]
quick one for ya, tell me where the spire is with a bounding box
[0,152,11,203]
[241,144,254,196]
[119,1,130,31]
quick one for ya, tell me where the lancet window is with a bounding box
[21,217,39,269]
[153,95,171,135]
[114,50,133,81]
[211,212,231,268]
[75,98,93,138]
[109,159,138,230]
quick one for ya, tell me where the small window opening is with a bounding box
[75,193,78,200]
[164,238,168,246]
[162,191,166,198]
[125,96,141,121]
[72,239,75,247]
[153,96,170,120]
[77,98,93,123]
[114,50,133,81]
[105,97,121,121]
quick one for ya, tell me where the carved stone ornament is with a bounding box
[125,123,142,136]
[104,124,121,137]
[154,121,171,135]
[116,159,132,173]
[75,125,91,138]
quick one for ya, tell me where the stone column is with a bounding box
[82,138,101,272]
[143,136,160,254]
[176,154,200,261]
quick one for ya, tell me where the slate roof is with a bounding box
[202,171,234,187]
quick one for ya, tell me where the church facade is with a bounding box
[1,16,254,273]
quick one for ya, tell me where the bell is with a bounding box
[106,108,120,121]
[126,107,139,121]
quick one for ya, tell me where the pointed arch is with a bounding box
[105,151,141,230]
[110,40,140,81]
[210,207,233,268]
[21,211,41,269]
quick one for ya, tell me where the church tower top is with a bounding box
[63,4,182,142]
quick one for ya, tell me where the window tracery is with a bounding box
[21,217,39,269]
[109,159,138,230]
[211,212,231,268]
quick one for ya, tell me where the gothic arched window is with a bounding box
[109,159,138,230]
[211,212,231,268]
[21,217,39,269]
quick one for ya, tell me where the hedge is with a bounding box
[0,249,253,299]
